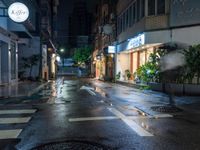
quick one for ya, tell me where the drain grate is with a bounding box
[32,141,113,150]
[151,105,182,113]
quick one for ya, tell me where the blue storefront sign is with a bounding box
[127,34,145,50]
[117,33,145,53]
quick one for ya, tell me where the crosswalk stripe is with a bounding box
[0,109,36,115]
[69,116,118,122]
[0,109,37,140]
[0,117,31,124]
[0,129,22,139]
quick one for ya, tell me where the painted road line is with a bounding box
[153,114,173,118]
[86,89,96,96]
[108,108,153,137]
[80,86,96,96]
[0,129,22,139]
[69,116,118,122]
[80,86,94,90]
[0,117,31,124]
[0,109,36,115]
[69,114,173,122]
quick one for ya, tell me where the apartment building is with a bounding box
[116,0,200,81]
[92,0,117,81]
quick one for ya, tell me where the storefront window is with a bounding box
[132,52,138,74]
[139,50,146,66]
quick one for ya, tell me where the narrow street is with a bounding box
[0,77,200,150]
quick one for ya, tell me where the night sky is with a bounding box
[57,0,98,47]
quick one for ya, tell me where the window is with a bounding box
[157,0,165,15]
[117,17,121,34]
[132,3,136,24]
[123,13,126,31]
[128,6,132,27]
[126,11,128,29]
[136,0,140,21]
[148,0,155,16]
[141,0,145,18]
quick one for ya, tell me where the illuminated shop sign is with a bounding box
[8,2,29,23]
[127,34,145,50]
[108,46,116,53]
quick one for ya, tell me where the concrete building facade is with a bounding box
[91,0,117,81]
[116,0,200,81]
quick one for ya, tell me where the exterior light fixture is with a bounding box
[60,49,64,53]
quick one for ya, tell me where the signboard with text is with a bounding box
[108,46,116,53]
[127,34,145,50]
[8,2,29,23]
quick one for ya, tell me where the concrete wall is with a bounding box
[172,26,200,45]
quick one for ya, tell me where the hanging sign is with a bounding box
[8,2,29,23]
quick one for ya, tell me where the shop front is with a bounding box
[0,31,18,85]
[93,46,115,81]
[95,52,106,80]
[116,31,171,81]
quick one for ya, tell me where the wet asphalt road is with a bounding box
[1,77,200,150]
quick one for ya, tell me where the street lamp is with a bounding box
[60,48,65,53]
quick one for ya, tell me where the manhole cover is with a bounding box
[151,105,182,113]
[32,141,113,150]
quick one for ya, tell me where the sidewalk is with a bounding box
[89,79,200,116]
[0,81,47,98]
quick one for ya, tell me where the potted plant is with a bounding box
[125,69,131,80]
[115,72,121,80]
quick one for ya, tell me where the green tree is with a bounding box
[136,49,167,83]
[73,46,92,66]
[183,45,200,84]
[21,54,40,78]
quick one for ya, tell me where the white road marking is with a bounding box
[0,129,22,139]
[69,114,173,122]
[80,86,96,96]
[0,117,31,124]
[80,86,94,90]
[69,116,118,122]
[153,114,173,118]
[86,89,96,96]
[0,109,36,115]
[108,108,153,137]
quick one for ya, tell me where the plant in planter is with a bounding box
[136,51,164,84]
[125,69,132,80]
[115,72,121,80]
[182,45,200,84]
